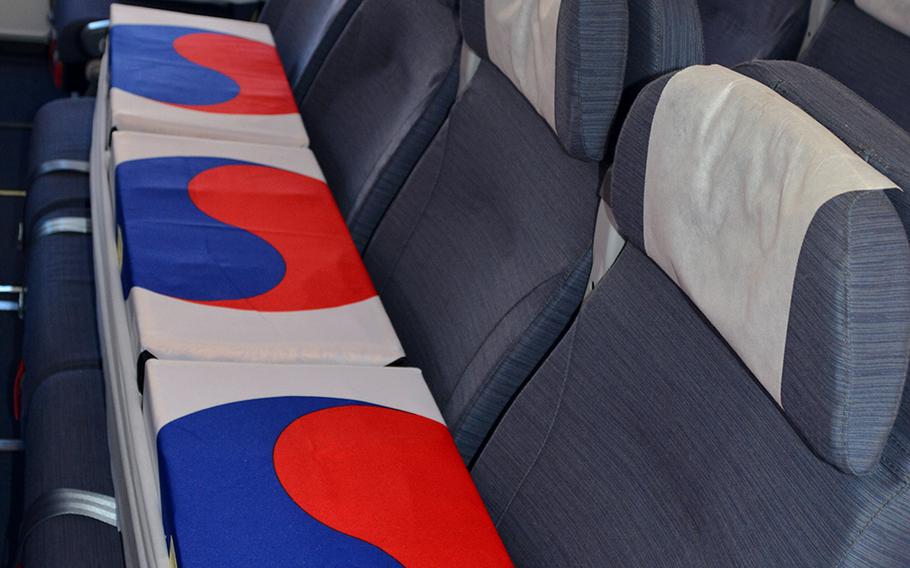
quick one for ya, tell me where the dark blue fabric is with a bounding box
[260,0,362,99]
[553,0,629,161]
[783,191,910,475]
[348,60,459,251]
[455,250,593,463]
[473,246,910,566]
[157,396,398,567]
[24,174,91,243]
[624,0,704,91]
[109,25,241,106]
[300,0,460,246]
[365,62,600,462]
[27,97,94,180]
[698,0,810,65]
[25,98,94,245]
[22,369,123,567]
[800,0,910,136]
[612,61,910,474]
[115,157,285,302]
[461,0,630,161]
[22,233,101,416]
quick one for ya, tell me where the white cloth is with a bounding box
[856,0,910,37]
[643,65,897,405]
[111,4,273,44]
[108,4,309,147]
[145,361,444,437]
[484,0,560,132]
[112,131,405,367]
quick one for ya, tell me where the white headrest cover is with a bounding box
[484,0,561,133]
[856,0,910,37]
[642,65,897,405]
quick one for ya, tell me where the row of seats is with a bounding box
[14,0,910,565]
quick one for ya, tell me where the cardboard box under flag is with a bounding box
[108,3,308,146]
[112,131,403,367]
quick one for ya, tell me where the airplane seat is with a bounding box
[471,60,910,566]
[800,0,910,132]
[259,0,360,99]
[19,369,123,568]
[299,0,462,250]
[52,0,261,73]
[23,98,95,245]
[21,233,100,417]
[697,0,811,65]
[362,0,704,462]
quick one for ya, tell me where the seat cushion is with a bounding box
[800,0,910,132]
[697,0,810,66]
[364,62,600,460]
[612,64,909,474]
[22,232,101,415]
[474,245,910,567]
[461,0,629,161]
[24,174,91,244]
[27,97,95,181]
[21,369,123,568]
[300,0,461,248]
[259,0,362,98]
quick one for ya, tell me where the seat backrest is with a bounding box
[697,0,810,65]
[298,0,461,250]
[472,60,910,566]
[258,0,360,98]
[801,0,910,132]
[364,0,703,462]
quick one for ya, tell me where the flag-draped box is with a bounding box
[144,360,514,567]
[108,3,308,146]
[112,131,404,366]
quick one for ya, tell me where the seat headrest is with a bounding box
[613,63,910,475]
[856,0,910,37]
[460,0,629,161]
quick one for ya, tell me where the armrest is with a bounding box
[80,19,110,59]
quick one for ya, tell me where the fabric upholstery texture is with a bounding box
[22,233,101,417]
[474,246,910,567]
[365,61,600,461]
[460,0,628,161]
[24,175,91,244]
[613,64,910,474]
[25,98,94,240]
[624,0,704,91]
[27,97,94,179]
[800,0,910,133]
[258,0,361,99]
[300,0,461,250]
[21,369,123,567]
[472,60,910,565]
[697,0,810,66]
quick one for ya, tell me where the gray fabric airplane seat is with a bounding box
[259,0,362,99]
[21,369,123,567]
[801,0,910,132]
[24,98,95,245]
[299,0,462,250]
[22,232,101,418]
[472,60,910,566]
[697,0,810,65]
[364,0,703,462]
